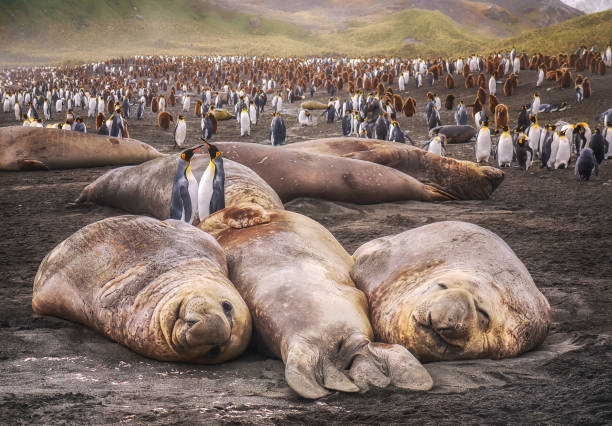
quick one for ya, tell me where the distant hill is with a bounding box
[561,0,612,14]
[0,0,610,66]
[211,0,582,37]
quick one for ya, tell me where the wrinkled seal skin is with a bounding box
[0,126,162,171]
[431,125,477,143]
[32,216,251,364]
[76,154,283,221]
[351,221,551,363]
[285,138,504,200]
[199,204,433,399]
[215,142,452,203]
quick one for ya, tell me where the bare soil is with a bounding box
[1,68,611,424]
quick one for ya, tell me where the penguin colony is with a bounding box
[1,44,611,182]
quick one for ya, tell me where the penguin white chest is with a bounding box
[476,129,492,162]
[497,133,513,166]
[197,161,215,221]
[240,112,251,136]
[175,121,186,147]
[428,138,442,156]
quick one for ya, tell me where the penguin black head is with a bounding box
[503,126,509,132]
[181,144,204,162]
[178,114,184,120]
[202,140,221,160]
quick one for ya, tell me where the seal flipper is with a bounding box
[363,342,433,391]
[285,341,330,399]
[199,202,270,238]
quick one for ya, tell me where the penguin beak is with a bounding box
[192,144,205,154]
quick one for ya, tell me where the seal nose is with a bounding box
[186,313,231,346]
[428,288,475,341]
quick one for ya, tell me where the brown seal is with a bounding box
[283,138,504,200]
[76,153,283,221]
[199,204,433,399]
[0,126,162,171]
[214,142,452,203]
[351,221,551,362]
[32,215,251,364]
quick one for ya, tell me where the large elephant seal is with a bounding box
[283,138,503,200]
[0,126,162,171]
[76,153,283,220]
[351,221,551,362]
[214,142,452,203]
[199,204,433,399]
[32,215,251,364]
[429,125,477,143]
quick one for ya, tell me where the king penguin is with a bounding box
[170,144,204,224]
[197,141,226,222]
[174,114,187,148]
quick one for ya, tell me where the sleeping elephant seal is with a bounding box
[0,126,162,171]
[351,221,551,362]
[32,215,251,364]
[283,138,503,200]
[199,204,433,399]
[76,153,283,221]
[429,125,477,143]
[214,142,452,203]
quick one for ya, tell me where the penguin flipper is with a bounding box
[180,184,192,223]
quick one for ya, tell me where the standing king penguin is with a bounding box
[170,144,204,224]
[197,141,226,222]
[174,114,187,148]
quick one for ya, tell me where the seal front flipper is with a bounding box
[199,202,270,239]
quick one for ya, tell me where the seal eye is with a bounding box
[222,301,232,314]
[437,283,448,290]
[477,308,490,330]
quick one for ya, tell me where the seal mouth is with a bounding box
[168,298,233,359]
[413,315,463,355]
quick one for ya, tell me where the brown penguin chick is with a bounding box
[470,98,482,117]
[445,94,455,110]
[445,74,454,90]
[477,87,487,105]
[561,70,572,88]
[393,94,404,112]
[477,73,486,89]
[597,60,606,76]
[157,111,173,130]
[96,112,105,130]
[488,94,498,114]
[106,98,115,114]
[363,77,372,91]
[494,104,509,130]
[462,62,470,77]
[403,97,416,117]
[465,74,475,89]
[376,82,385,97]
[195,100,202,117]
[503,78,513,96]
[575,57,584,72]
[583,77,591,98]
[151,97,159,113]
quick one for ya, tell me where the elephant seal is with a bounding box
[351,221,551,362]
[199,204,433,399]
[76,153,283,221]
[0,126,162,171]
[32,215,251,363]
[214,142,452,203]
[300,101,328,110]
[429,125,477,143]
[283,138,503,200]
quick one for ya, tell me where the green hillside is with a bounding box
[0,1,610,66]
[487,9,612,54]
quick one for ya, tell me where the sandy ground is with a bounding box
[1,68,611,424]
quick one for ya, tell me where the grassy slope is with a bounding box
[486,9,612,54]
[0,1,610,66]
